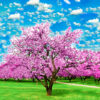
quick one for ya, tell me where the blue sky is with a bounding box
[0,0,100,62]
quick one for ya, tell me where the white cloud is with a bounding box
[20,20,24,23]
[42,15,49,18]
[89,7,97,11]
[38,3,53,12]
[97,7,100,10]
[0,52,3,55]
[85,8,89,11]
[59,17,67,22]
[21,16,24,19]
[84,30,90,33]
[45,9,53,13]
[97,26,100,31]
[87,18,99,23]
[97,23,100,31]
[57,12,64,17]
[91,40,95,43]
[29,19,32,22]
[64,0,71,4]
[84,24,92,29]
[75,0,80,2]
[70,9,83,15]
[26,0,39,5]
[2,45,8,49]
[96,39,100,42]
[68,8,72,11]
[0,18,2,21]
[9,3,13,7]
[17,8,24,11]
[0,34,6,37]
[0,23,4,26]
[13,2,21,7]
[7,31,11,35]
[73,22,81,26]
[1,40,7,44]
[95,31,99,34]
[78,44,85,47]
[8,13,20,19]
[7,9,10,12]
[0,3,2,6]
[86,41,90,44]
[26,0,53,13]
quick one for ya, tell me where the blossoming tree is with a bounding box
[1,23,83,96]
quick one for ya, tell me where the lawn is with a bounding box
[57,77,100,86]
[0,79,100,100]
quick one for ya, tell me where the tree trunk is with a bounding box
[4,79,7,81]
[46,79,53,96]
[80,76,83,81]
[94,78,97,83]
[64,77,67,80]
[46,86,53,96]
[68,77,71,82]
[17,79,21,82]
[32,78,35,82]
[97,78,100,84]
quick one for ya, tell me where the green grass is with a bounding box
[57,77,100,86]
[0,79,100,100]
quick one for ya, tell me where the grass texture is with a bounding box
[0,78,100,100]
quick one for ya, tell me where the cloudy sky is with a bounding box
[0,0,100,62]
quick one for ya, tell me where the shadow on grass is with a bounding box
[0,79,33,83]
[52,88,100,97]
[52,89,70,96]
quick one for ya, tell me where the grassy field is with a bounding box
[0,79,100,100]
[57,77,100,86]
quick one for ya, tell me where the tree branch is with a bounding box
[44,75,49,88]
[51,57,56,71]
[35,75,46,87]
